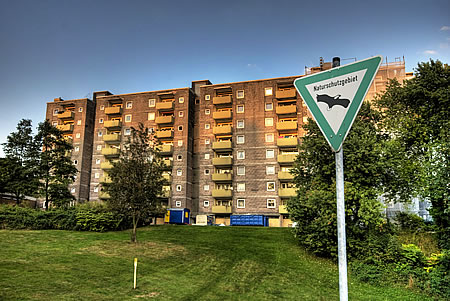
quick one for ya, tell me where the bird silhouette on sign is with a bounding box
[316,94,350,110]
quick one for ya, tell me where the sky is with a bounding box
[0,0,449,156]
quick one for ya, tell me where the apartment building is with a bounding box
[45,57,409,226]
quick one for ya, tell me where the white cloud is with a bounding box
[440,26,450,31]
[423,50,437,55]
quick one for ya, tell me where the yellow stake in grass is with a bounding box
[133,258,138,289]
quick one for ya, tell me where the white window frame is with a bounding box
[204,153,210,159]
[125,114,132,122]
[179,111,184,117]
[205,109,210,115]
[100,105,105,110]
[74,146,80,152]
[53,109,59,116]
[237,199,245,208]
[98,131,103,137]
[178,125,183,131]
[96,158,101,164]
[267,182,276,191]
[237,90,244,99]
[177,169,182,176]
[79,107,83,112]
[96,145,102,151]
[204,169,210,175]
[266,149,275,159]
[265,87,273,96]
[175,201,182,207]
[148,112,155,120]
[205,95,210,101]
[77,120,82,125]
[237,183,245,192]
[237,150,245,159]
[237,166,245,175]
[265,133,274,142]
[177,140,183,146]
[203,200,210,207]
[99,118,104,124]
[265,103,273,111]
[176,185,182,192]
[94,186,99,192]
[52,121,58,126]
[267,199,276,208]
[237,120,244,128]
[94,172,100,179]
[204,185,210,191]
[266,166,275,175]
[124,128,131,136]
[237,105,244,113]
[265,118,273,127]
[149,99,156,107]
[179,97,184,103]
[205,139,210,145]
[177,155,183,161]
[237,135,245,144]
[126,101,132,109]
[75,133,80,139]
[71,187,76,193]
[205,123,210,129]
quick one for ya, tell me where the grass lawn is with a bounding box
[0,226,433,300]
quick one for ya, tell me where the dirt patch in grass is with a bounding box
[78,241,186,259]
[135,292,160,298]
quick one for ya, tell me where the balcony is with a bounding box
[278,171,294,181]
[212,205,232,214]
[275,89,296,99]
[99,176,112,184]
[212,173,232,182]
[160,186,171,198]
[56,124,74,132]
[276,121,298,131]
[104,120,122,129]
[213,125,232,135]
[212,157,233,166]
[99,191,110,199]
[57,111,74,119]
[212,141,232,151]
[102,147,120,157]
[103,133,121,144]
[105,107,122,115]
[278,153,297,164]
[279,205,289,214]
[163,174,172,182]
[213,95,232,105]
[100,161,114,170]
[155,116,174,124]
[212,189,232,199]
[213,111,232,120]
[163,159,173,168]
[156,102,174,111]
[277,137,298,148]
[156,130,173,139]
[276,105,297,115]
[159,144,173,154]
[279,188,296,198]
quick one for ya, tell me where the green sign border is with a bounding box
[294,56,382,152]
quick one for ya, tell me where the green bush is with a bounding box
[394,212,427,232]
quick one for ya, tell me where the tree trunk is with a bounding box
[131,214,139,243]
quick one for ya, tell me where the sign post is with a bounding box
[294,56,382,300]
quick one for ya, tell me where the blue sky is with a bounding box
[0,0,449,156]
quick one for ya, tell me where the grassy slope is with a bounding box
[0,226,432,301]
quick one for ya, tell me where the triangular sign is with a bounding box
[294,56,382,152]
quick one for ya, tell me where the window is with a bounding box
[125,114,132,122]
[178,125,183,131]
[148,112,155,120]
[267,182,275,191]
[267,199,276,208]
[126,101,132,109]
[124,128,131,135]
[100,105,105,110]
[74,146,80,152]
[53,109,59,115]
[265,133,274,142]
[98,131,103,137]
[99,118,104,123]
[179,97,185,103]
[204,153,210,159]
[237,183,245,192]
[97,145,102,151]
[205,123,210,129]
[237,150,245,159]
[203,200,210,207]
[265,118,273,127]
[79,107,83,112]
[96,158,101,164]
[71,187,76,193]
[149,99,156,107]
[176,185,182,192]
[177,155,183,161]
[237,120,244,128]
[266,149,275,158]
[266,166,275,175]
[237,90,244,99]
[178,140,183,146]
[237,199,245,208]
[74,160,78,165]
[177,169,182,176]
[237,135,245,144]
[237,105,244,113]
[205,139,210,144]
[265,87,273,96]
[204,185,209,191]
[94,186,99,192]
[175,201,182,207]
[95,173,100,179]
[205,95,210,101]
[77,120,82,125]
[76,133,81,139]
[205,109,210,115]
[237,166,245,175]
[204,169,210,175]
[265,103,273,111]
[303,116,308,124]
[179,111,184,117]
[52,121,58,126]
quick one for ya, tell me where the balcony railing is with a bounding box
[212,157,233,166]
[278,153,297,164]
[159,186,171,198]
[159,144,173,154]
[156,130,174,139]
[57,111,74,119]
[105,107,122,115]
[163,159,173,168]
[279,188,296,198]
[213,111,232,120]
[277,137,298,147]
[100,162,114,170]
[212,189,232,198]
[276,105,297,115]
[276,121,298,131]
[156,102,174,111]
[212,173,232,182]
[103,133,121,144]
[278,171,294,181]
[99,191,110,199]
[213,95,232,105]
[99,176,112,184]
[101,148,120,157]
[155,116,174,124]
[279,205,288,214]
[211,205,232,214]
[212,141,232,151]
[162,174,172,182]
[275,89,296,99]
[56,124,74,132]
[104,120,122,129]
[213,125,232,135]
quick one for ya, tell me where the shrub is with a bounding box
[394,212,426,232]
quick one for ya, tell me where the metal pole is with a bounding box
[332,56,348,301]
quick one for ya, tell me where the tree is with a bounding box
[103,124,167,243]
[287,102,388,259]
[376,60,449,249]
[1,119,40,203]
[35,120,77,209]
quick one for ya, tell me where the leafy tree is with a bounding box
[1,119,40,203]
[376,60,449,249]
[103,123,167,243]
[288,102,388,259]
[35,120,77,209]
